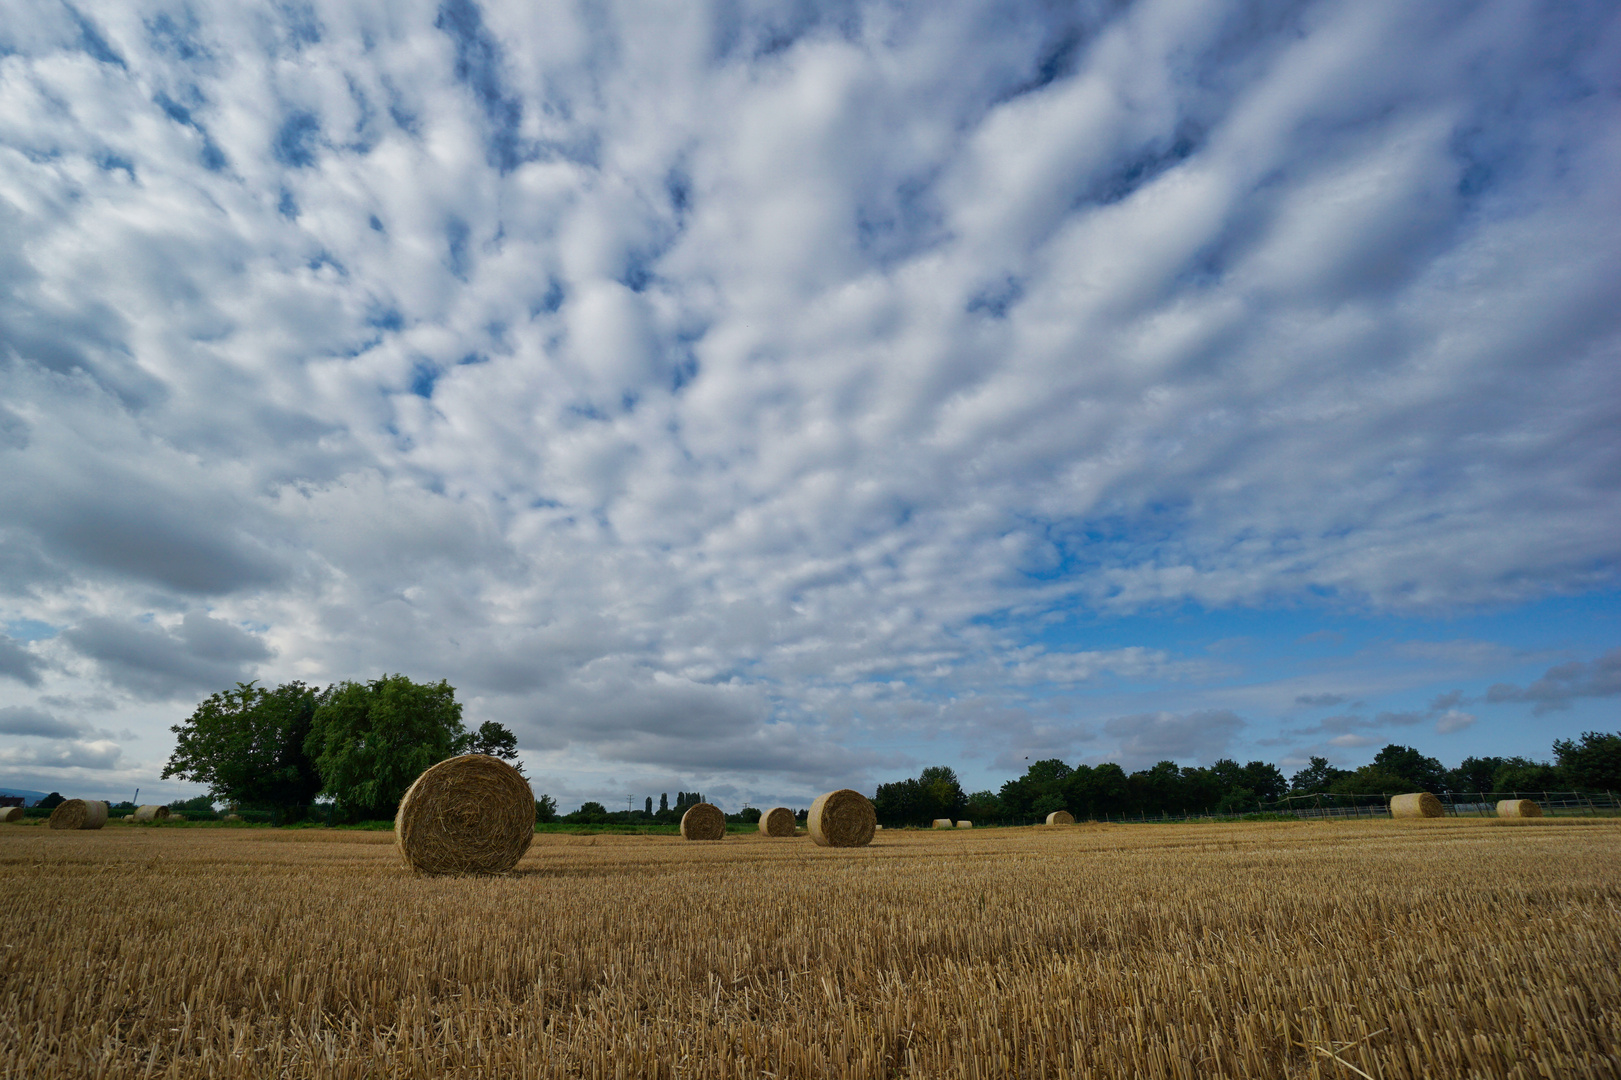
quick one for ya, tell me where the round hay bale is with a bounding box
[680,802,726,840]
[48,799,108,830]
[808,789,877,848]
[132,805,170,823]
[1045,810,1075,825]
[0,806,23,823]
[955,820,973,829]
[1389,792,1444,819]
[394,754,535,875]
[223,813,242,822]
[1496,798,1543,818]
[932,818,953,829]
[759,806,796,837]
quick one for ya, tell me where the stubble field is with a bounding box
[2,818,1618,1079]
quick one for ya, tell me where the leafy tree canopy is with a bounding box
[1328,765,1410,796]
[1371,745,1446,792]
[462,720,520,763]
[1289,756,1349,795]
[163,681,323,816]
[303,674,464,820]
[1553,731,1621,792]
[1445,756,1506,793]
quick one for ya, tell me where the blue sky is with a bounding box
[1,0,1618,809]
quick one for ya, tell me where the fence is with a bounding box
[1275,790,1620,819]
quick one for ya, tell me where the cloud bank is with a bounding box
[1,0,1618,801]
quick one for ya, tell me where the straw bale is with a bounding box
[132,805,170,823]
[48,799,108,830]
[223,813,242,822]
[0,806,22,823]
[1389,792,1444,818]
[1496,798,1543,818]
[932,818,953,829]
[394,754,535,875]
[759,806,797,837]
[808,789,877,848]
[1045,810,1075,825]
[955,820,973,829]
[680,802,726,841]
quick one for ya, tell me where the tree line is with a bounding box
[875,732,1621,826]
[165,676,521,822]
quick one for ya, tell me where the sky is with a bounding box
[1,0,1619,812]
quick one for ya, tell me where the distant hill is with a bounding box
[0,788,50,807]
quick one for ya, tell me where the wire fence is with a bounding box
[939,790,1620,828]
[1274,790,1620,819]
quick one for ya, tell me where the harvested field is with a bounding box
[3,820,1619,1078]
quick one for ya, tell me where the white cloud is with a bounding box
[1,0,1618,801]
[1435,709,1475,735]
[0,739,123,771]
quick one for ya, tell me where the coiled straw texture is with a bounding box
[680,803,726,840]
[1496,799,1543,818]
[759,806,796,837]
[1045,810,1075,825]
[0,806,22,823]
[1390,792,1444,819]
[48,800,108,830]
[395,755,535,875]
[132,805,170,823]
[932,818,953,829]
[808,789,877,848]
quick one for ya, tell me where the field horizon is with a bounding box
[4,819,1618,1078]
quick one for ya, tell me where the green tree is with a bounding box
[1064,763,1129,819]
[535,794,558,823]
[659,792,669,813]
[1127,761,1185,815]
[964,790,1003,820]
[1552,731,1621,792]
[645,796,653,816]
[304,674,465,820]
[1240,761,1288,802]
[1491,757,1562,793]
[1328,765,1409,795]
[38,792,64,809]
[163,681,324,821]
[462,720,519,762]
[566,801,608,823]
[1445,756,1506,794]
[875,766,966,826]
[1371,745,1446,792]
[919,765,967,821]
[1289,756,1349,794]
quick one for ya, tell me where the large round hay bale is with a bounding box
[48,799,108,830]
[759,806,796,837]
[1496,798,1543,818]
[394,754,535,875]
[0,806,23,823]
[932,818,953,829]
[132,805,170,823]
[955,820,973,829]
[808,789,876,848]
[1045,810,1075,825]
[680,802,726,840]
[1389,792,1444,818]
